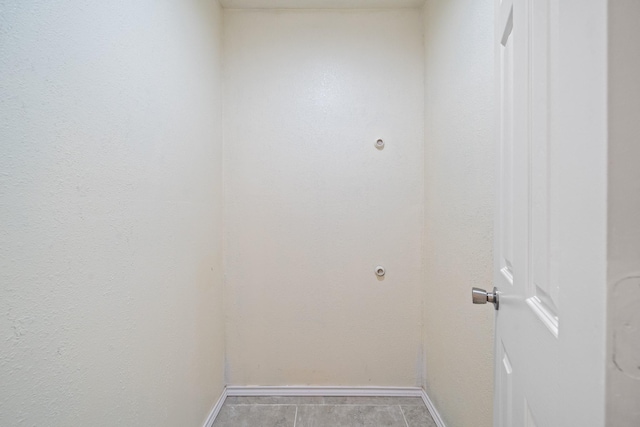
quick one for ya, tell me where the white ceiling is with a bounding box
[219,0,426,9]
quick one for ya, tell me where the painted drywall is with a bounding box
[223,9,425,386]
[607,0,640,423]
[422,1,495,426]
[0,1,225,425]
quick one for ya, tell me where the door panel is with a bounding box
[494,0,559,425]
[524,401,539,427]
[498,0,514,286]
[493,0,608,425]
[495,1,518,425]
[498,342,513,427]
[527,0,559,337]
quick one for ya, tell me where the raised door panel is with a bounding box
[526,0,560,338]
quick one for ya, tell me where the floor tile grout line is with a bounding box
[225,404,299,406]
[293,405,298,427]
[399,404,410,427]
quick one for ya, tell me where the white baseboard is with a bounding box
[205,386,446,427]
[225,385,423,397]
[202,387,228,427]
[420,388,446,427]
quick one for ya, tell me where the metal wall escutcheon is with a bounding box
[472,287,499,310]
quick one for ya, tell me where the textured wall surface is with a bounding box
[223,9,425,386]
[0,1,225,425]
[607,0,640,423]
[422,1,495,426]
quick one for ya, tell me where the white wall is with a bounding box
[223,9,425,386]
[422,1,495,426]
[0,1,225,425]
[607,0,640,424]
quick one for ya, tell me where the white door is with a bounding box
[486,0,608,426]
[493,0,560,424]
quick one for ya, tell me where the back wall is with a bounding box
[223,8,425,386]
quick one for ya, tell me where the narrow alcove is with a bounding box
[0,1,494,426]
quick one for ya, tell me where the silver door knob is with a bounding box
[472,287,499,310]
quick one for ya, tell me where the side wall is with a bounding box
[607,0,640,424]
[0,1,225,425]
[223,9,425,386]
[422,1,495,426]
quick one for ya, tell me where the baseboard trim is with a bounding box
[420,388,446,427]
[225,385,424,397]
[202,387,228,427]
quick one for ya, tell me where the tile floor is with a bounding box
[212,396,438,427]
